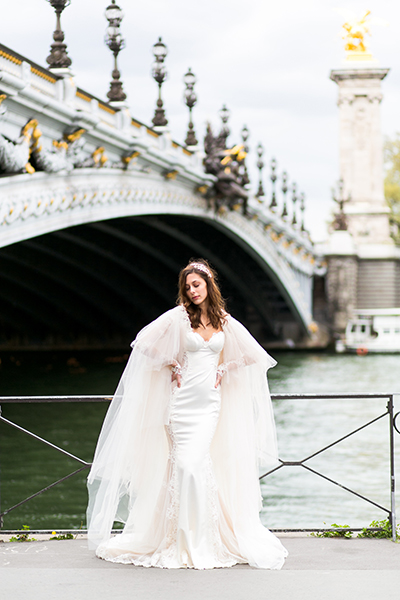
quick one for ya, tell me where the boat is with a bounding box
[336,309,400,354]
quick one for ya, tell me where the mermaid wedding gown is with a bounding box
[94,328,287,569]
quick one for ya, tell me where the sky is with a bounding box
[1,0,400,242]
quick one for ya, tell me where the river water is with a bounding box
[0,350,399,531]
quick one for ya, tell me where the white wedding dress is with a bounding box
[94,326,287,569]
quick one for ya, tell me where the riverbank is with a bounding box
[1,535,399,600]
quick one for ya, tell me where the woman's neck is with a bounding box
[198,302,209,327]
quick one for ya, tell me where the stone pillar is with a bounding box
[325,231,358,333]
[330,65,392,245]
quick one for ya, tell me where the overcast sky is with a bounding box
[1,0,400,241]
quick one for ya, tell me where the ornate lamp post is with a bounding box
[281,171,289,218]
[269,158,278,210]
[300,192,306,231]
[238,125,250,187]
[183,68,198,147]
[218,104,230,145]
[241,125,249,153]
[255,142,265,199]
[105,1,127,103]
[46,0,72,70]
[152,37,168,127]
[332,178,350,230]
[291,182,298,225]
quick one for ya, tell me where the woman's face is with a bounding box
[185,272,208,306]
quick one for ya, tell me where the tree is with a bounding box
[384,134,400,244]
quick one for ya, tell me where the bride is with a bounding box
[87,259,287,569]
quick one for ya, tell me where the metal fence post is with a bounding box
[388,395,397,542]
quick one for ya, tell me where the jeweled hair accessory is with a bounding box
[189,262,213,278]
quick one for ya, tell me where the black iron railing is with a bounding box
[0,394,399,540]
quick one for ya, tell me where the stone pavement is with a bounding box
[1,534,399,600]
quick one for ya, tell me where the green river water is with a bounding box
[0,350,399,531]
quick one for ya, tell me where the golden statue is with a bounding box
[342,9,372,54]
[336,9,388,61]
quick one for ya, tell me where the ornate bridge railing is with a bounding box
[0,394,398,539]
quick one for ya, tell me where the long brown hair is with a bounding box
[177,258,227,329]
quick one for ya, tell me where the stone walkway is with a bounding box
[1,534,399,600]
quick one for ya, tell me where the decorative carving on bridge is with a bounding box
[28,124,87,173]
[78,146,108,169]
[0,110,37,174]
[203,123,249,214]
[164,169,179,180]
[0,115,118,174]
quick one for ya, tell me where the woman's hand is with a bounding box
[171,370,182,388]
[171,362,182,388]
[215,372,222,388]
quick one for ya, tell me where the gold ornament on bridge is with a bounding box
[337,9,388,62]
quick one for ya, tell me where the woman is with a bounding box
[87,259,287,569]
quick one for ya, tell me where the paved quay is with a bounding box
[1,534,399,600]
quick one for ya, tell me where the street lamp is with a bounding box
[46,0,72,70]
[281,171,289,218]
[331,178,350,231]
[104,0,127,103]
[270,158,278,210]
[183,68,198,147]
[241,125,249,153]
[291,182,298,225]
[300,192,306,231]
[218,104,230,141]
[256,142,265,199]
[152,37,168,127]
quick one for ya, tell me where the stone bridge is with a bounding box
[0,42,319,350]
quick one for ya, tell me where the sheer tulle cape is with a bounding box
[87,305,281,567]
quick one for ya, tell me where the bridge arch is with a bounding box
[0,170,314,349]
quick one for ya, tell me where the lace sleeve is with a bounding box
[217,356,248,378]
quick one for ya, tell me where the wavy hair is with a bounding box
[177,258,227,330]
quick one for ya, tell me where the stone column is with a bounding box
[325,230,358,333]
[330,65,392,245]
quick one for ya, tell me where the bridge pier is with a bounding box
[326,54,400,336]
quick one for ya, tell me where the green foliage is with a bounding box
[50,532,74,540]
[9,525,37,543]
[310,523,353,538]
[357,518,400,540]
[384,134,400,244]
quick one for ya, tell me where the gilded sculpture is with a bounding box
[341,9,372,54]
[337,9,387,61]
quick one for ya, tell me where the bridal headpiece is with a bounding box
[189,262,213,278]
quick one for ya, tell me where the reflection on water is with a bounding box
[0,350,399,530]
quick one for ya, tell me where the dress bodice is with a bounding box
[185,330,225,354]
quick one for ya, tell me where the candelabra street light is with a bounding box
[105,0,127,103]
[241,125,249,153]
[240,125,250,186]
[46,0,72,70]
[218,104,230,145]
[183,68,198,147]
[270,158,278,210]
[255,142,265,200]
[152,37,168,127]
[300,192,306,232]
[281,171,289,218]
[331,178,350,231]
[291,182,298,225]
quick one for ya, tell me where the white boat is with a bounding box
[336,309,400,354]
